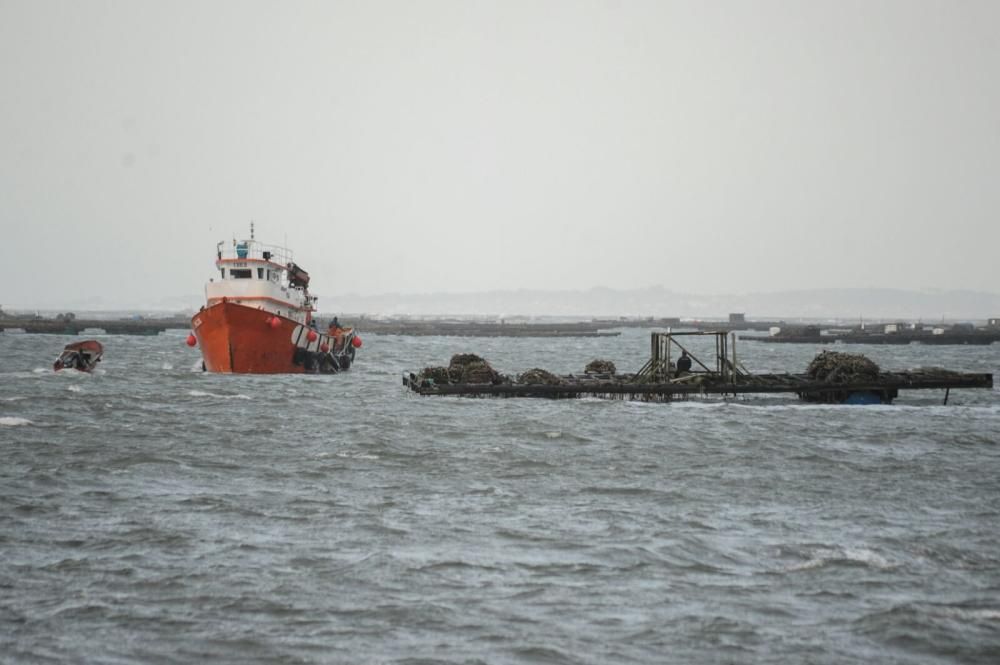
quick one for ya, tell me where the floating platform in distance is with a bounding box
[356,320,620,337]
[741,332,1000,345]
[0,317,189,336]
[353,316,786,337]
[404,370,993,403]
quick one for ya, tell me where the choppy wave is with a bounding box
[187,390,251,400]
[783,545,895,572]
[854,601,1000,660]
[4,369,51,379]
[2,328,998,663]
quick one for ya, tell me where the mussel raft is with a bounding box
[403,334,993,404]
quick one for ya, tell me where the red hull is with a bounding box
[192,302,305,374]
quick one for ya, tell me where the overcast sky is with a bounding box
[1,0,998,310]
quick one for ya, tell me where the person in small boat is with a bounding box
[676,351,692,377]
[328,317,343,351]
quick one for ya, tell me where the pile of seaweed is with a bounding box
[418,366,452,384]
[584,359,616,375]
[807,351,880,383]
[517,368,564,385]
[418,353,504,385]
[417,354,628,387]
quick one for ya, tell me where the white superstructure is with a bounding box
[205,237,316,324]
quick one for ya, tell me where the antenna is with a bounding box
[251,221,255,240]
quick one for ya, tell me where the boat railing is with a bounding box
[217,239,293,266]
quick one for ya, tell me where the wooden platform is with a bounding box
[404,331,994,404]
[403,371,993,403]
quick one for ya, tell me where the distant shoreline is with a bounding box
[4,312,999,339]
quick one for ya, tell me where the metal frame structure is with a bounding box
[633,331,748,383]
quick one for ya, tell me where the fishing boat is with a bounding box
[53,340,103,372]
[189,227,361,374]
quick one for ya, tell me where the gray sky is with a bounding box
[2,0,998,310]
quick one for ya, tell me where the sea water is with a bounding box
[2,329,999,663]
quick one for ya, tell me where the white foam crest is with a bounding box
[669,401,733,410]
[67,385,82,393]
[786,546,893,572]
[622,399,730,411]
[187,390,251,400]
[161,362,174,370]
[927,606,1000,622]
[841,547,892,569]
[9,369,78,380]
[336,452,380,460]
[704,402,1000,416]
[0,416,33,427]
[53,368,90,380]
[1,396,26,402]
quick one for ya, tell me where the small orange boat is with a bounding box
[189,227,361,374]
[54,340,104,372]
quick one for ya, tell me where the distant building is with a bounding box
[728,313,746,324]
[884,322,907,334]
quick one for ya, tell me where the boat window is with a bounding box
[230,269,253,279]
[257,268,264,279]
[220,269,225,279]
